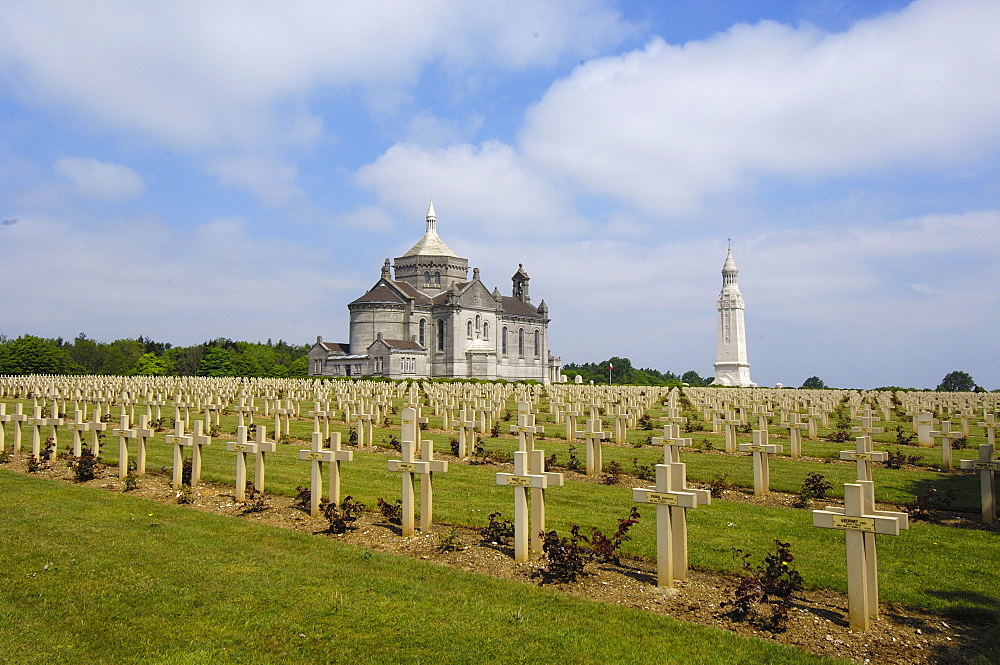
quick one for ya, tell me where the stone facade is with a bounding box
[309,202,561,382]
[712,246,756,387]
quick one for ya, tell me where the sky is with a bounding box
[2,0,999,390]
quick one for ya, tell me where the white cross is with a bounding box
[164,420,190,490]
[780,412,810,458]
[389,408,448,535]
[110,414,137,480]
[813,481,909,631]
[840,435,887,482]
[578,413,609,476]
[738,430,783,495]
[632,462,707,587]
[298,430,354,517]
[497,450,563,562]
[928,421,964,471]
[960,444,998,525]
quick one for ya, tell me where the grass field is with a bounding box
[0,471,851,665]
[3,394,999,663]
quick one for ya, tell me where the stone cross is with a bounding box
[165,420,190,490]
[813,481,909,631]
[41,402,64,459]
[959,444,998,524]
[133,414,154,476]
[496,450,563,562]
[456,409,478,459]
[780,412,809,458]
[273,400,293,439]
[67,409,90,457]
[389,408,448,535]
[298,430,354,517]
[738,430,783,496]
[226,425,252,501]
[233,398,257,428]
[840,436,888,482]
[713,411,742,453]
[111,414,137,480]
[977,413,998,448]
[509,402,543,453]
[355,409,374,449]
[188,420,212,486]
[928,421,964,471]
[308,401,334,442]
[26,404,45,457]
[579,413,609,476]
[632,462,707,587]
[652,422,690,464]
[803,408,823,440]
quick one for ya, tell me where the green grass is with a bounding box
[0,470,848,665]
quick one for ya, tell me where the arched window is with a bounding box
[534,330,540,357]
[419,319,426,347]
[518,328,524,356]
[483,322,489,340]
[434,271,441,285]
[437,320,445,352]
[502,327,508,355]
[423,271,430,285]
[475,314,481,333]
[467,320,473,338]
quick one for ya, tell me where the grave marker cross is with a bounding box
[632,462,704,588]
[298,431,354,517]
[738,430,783,495]
[959,444,998,524]
[813,481,909,632]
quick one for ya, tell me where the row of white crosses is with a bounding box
[164,420,212,489]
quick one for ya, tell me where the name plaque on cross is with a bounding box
[394,462,417,472]
[845,452,873,461]
[646,492,679,506]
[305,451,323,461]
[743,444,769,453]
[231,444,248,452]
[831,516,876,532]
[506,475,532,486]
[969,461,1000,470]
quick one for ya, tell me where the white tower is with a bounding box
[712,245,755,387]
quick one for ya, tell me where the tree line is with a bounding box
[562,356,712,386]
[0,334,311,378]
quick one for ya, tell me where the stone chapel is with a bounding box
[308,202,562,383]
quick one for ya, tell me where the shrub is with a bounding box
[26,454,44,473]
[535,527,589,584]
[123,470,140,492]
[629,457,655,481]
[601,460,623,485]
[905,484,955,520]
[490,421,501,438]
[377,497,403,522]
[793,472,832,508]
[637,413,653,431]
[884,449,923,469]
[436,529,465,553]
[294,486,312,511]
[0,448,13,464]
[579,507,641,564]
[893,426,916,446]
[565,446,583,472]
[725,540,803,632]
[175,485,193,504]
[480,512,514,546]
[708,472,731,498]
[70,445,98,482]
[241,488,269,514]
[323,496,365,534]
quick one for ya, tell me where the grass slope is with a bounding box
[0,470,845,665]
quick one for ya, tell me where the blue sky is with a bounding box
[2,0,998,389]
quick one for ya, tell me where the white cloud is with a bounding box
[54,157,145,201]
[518,0,1000,215]
[0,213,361,345]
[354,141,583,238]
[0,1,632,150]
[207,155,306,207]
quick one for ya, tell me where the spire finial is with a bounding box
[426,199,437,232]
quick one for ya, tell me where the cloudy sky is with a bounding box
[2,0,998,389]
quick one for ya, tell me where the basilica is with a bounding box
[308,202,562,383]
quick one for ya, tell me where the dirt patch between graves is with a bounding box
[2,452,994,665]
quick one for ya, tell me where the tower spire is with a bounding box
[426,199,437,232]
[712,244,755,387]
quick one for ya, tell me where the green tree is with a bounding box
[0,335,78,375]
[936,370,976,392]
[197,346,235,377]
[801,376,827,389]
[681,370,710,386]
[287,356,309,378]
[133,352,168,376]
[67,333,106,374]
[100,339,145,375]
